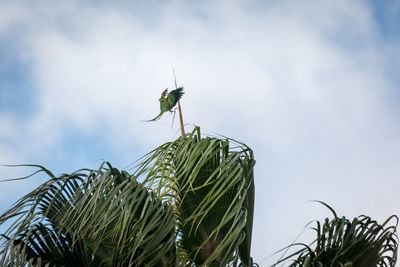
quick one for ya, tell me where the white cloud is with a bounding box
[1,0,400,265]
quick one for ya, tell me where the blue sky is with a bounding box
[1,1,400,265]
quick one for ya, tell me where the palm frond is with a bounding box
[0,163,176,267]
[134,126,256,266]
[274,202,398,267]
[1,126,257,266]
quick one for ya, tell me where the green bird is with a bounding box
[147,87,184,121]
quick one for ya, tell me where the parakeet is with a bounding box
[147,87,184,122]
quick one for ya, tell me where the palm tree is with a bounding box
[3,125,397,267]
[274,202,398,267]
[0,126,256,266]
[136,127,255,266]
[0,163,177,266]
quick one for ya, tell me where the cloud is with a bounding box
[1,0,400,265]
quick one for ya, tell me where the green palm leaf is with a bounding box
[274,202,398,267]
[1,126,256,266]
[134,126,256,266]
[0,163,176,267]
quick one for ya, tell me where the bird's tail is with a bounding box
[144,112,164,122]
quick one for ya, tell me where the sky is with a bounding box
[1,0,400,265]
